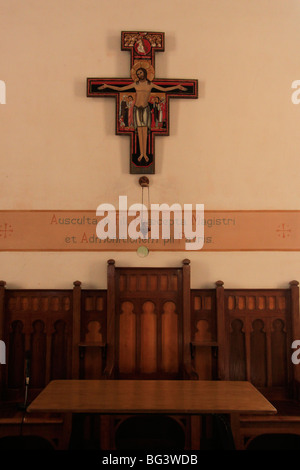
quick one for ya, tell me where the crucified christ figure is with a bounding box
[98,67,187,162]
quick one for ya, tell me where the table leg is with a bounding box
[58,413,72,450]
[230,413,243,450]
[190,415,201,450]
[100,415,114,450]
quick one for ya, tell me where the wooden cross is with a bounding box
[87,31,198,174]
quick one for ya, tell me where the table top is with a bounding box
[27,380,277,415]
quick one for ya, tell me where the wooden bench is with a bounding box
[0,265,299,450]
[0,403,64,448]
[239,400,300,448]
[223,281,300,449]
[0,280,108,449]
[0,282,76,449]
[190,279,300,449]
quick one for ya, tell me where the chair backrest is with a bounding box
[190,280,300,401]
[0,286,73,401]
[223,283,300,400]
[104,259,194,379]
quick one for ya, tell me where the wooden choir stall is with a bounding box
[0,259,299,450]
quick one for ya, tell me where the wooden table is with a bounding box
[27,380,276,449]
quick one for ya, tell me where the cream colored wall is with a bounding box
[0,0,300,289]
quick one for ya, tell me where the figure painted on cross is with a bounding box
[98,64,187,163]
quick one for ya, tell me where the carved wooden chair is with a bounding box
[102,259,196,380]
[221,281,300,449]
[0,283,73,449]
[95,259,197,449]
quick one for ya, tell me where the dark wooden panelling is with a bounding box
[140,301,157,374]
[0,270,299,450]
[8,320,25,388]
[224,289,293,399]
[79,289,107,379]
[106,262,194,380]
[3,289,73,400]
[190,289,217,380]
[229,319,246,381]
[51,320,68,380]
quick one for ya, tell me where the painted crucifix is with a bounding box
[87,32,198,174]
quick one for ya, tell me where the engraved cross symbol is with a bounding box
[87,31,198,174]
[276,223,291,239]
[0,223,13,239]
